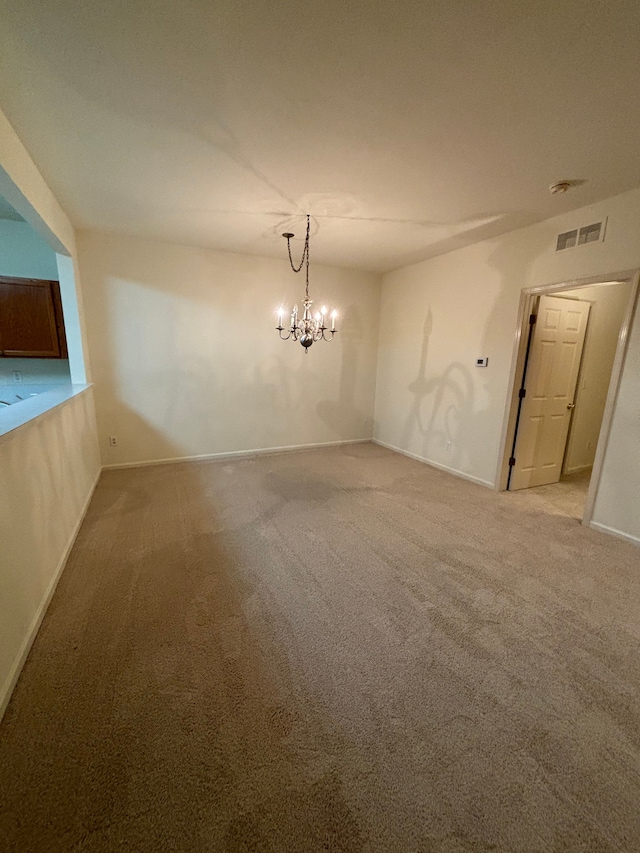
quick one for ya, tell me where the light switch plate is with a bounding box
[476,357,489,367]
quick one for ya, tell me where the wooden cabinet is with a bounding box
[0,276,68,358]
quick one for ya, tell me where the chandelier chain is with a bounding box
[286,215,311,299]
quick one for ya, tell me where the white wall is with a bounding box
[375,186,640,543]
[0,359,71,387]
[77,230,381,466]
[0,218,59,278]
[558,283,631,474]
[0,104,100,718]
[56,253,89,384]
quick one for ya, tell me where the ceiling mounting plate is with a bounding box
[549,181,572,194]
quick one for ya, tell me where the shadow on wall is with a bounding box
[101,401,188,466]
[241,349,331,446]
[102,276,368,455]
[398,219,558,484]
[316,304,368,439]
[80,234,376,464]
[227,305,366,449]
[401,310,474,471]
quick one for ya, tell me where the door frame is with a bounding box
[494,269,640,527]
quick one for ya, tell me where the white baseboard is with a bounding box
[372,438,494,488]
[564,464,593,475]
[589,520,640,547]
[0,467,102,723]
[102,438,372,471]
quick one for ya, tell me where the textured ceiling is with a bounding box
[1,0,639,271]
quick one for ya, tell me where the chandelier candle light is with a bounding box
[276,215,337,351]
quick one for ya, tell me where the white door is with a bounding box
[510,295,590,490]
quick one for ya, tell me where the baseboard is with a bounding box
[102,438,372,471]
[0,467,102,723]
[372,438,494,488]
[589,521,640,547]
[564,464,593,475]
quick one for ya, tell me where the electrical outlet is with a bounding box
[109,435,118,447]
[12,371,23,384]
[445,440,451,452]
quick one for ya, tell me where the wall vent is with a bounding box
[556,229,578,251]
[555,217,607,252]
[578,221,603,244]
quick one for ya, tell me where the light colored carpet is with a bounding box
[520,468,593,521]
[1,443,640,852]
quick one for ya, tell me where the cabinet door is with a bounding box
[0,277,67,358]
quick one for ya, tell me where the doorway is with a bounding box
[496,271,639,525]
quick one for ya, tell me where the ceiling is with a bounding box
[1,0,640,272]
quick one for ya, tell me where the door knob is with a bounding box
[567,403,575,409]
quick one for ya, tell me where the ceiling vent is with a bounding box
[556,218,606,252]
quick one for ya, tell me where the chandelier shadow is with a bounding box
[276,215,337,351]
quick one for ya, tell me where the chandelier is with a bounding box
[276,215,337,351]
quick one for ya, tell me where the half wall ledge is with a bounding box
[0,384,92,444]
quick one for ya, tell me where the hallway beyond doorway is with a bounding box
[515,468,592,521]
